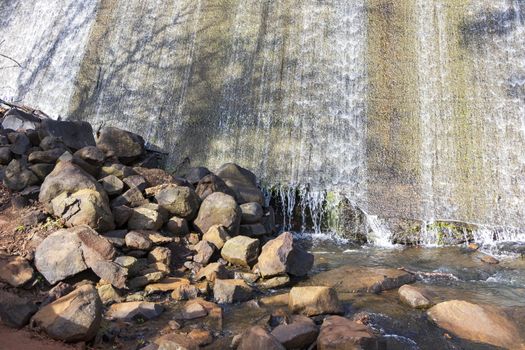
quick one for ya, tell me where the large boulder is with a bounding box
[221,236,259,267]
[3,159,39,191]
[0,290,38,328]
[1,108,40,130]
[238,326,285,350]
[317,316,378,350]
[257,232,313,278]
[155,185,200,220]
[96,127,144,162]
[216,163,264,205]
[288,287,342,316]
[193,192,241,235]
[185,166,211,185]
[51,189,115,232]
[35,226,116,284]
[30,284,102,342]
[427,300,525,349]
[195,174,235,200]
[39,160,108,212]
[0,254,34,287]
[240,202,264,224]
[38,119,96,150]
[306,265,416,294]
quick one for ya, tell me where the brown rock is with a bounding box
[202,225,230,249]
[193,240,216,265]
[127,206,164,231]
[193,192,242,235]
[427,300,525,349]
[221,235,259,267]
[481,255,500,264]
[398,284,432,309]
[214,279,253,304]
[289,287,342,316]
[317,316,377,350]
[165,216,189,236]
[216,163,265,205]
[271,315,318,349]
[155,185,200,220]
[0,254,34,287]
[91,261,128,289]
[195,173,234,200]
[0,290,38,328]
[30,285,102,342]
[144,277,190,294]
[96,127,145,162]
[238,326,285,350]
[195,262,229,282]
[148,246,172,266]
[99,175,124,196]
[107,301,163,320]
[188,329,213,347]
[125,230,153,250]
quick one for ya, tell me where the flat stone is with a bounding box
[107,301,163,321]
[0,254,34,287]
[306,265,416,294]
[128,271,165,289]
[289,286,342,316]
[28,148,64,163]
[123,175,148,192]
[144,277,190,294]
[39,119,96,150]
[427,300,525,349]
[259,275,290,289]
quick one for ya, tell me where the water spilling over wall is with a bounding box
[1,0,524,242]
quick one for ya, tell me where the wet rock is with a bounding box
[97,284,122,304]
[193,240,216,265]
[239,223,267,237]
[166,216,189,236]
[107,301,163,321]
[96,127,145,162]
[398,285,432,309]
[155,185,200,220]
[467,242,480,251]
[188,329,213,347]
[240,202,264,224]
[91,261,128,289]
[99,175,124,196]
[216,163,264,205]
[29,163,54,180]
[156,333,197,350]
[3,159,39,191]
[257,232,314,278]
[125,230,153,250]
[195,173,234,201]
[148,246,172,266]
[271,315,318,349]
[30,284,102,342]
[221,235,259,267]
[481,254,500,264]
[128,206,164,231]
[0,290,38,328]
[317,316,377,350]
[8,132,31,155]
[195,262,228,282]
[193,192,241,235]
[202,225,230,249]
[74,146,105,165]
[427,300,525,349]
[213,279,253,304]
[144,277,190,294]
[0,146,12,165]
[289,287,342,316]
[185,166,211,186]
[238,326,285,350]
[28,148,64,163]
[259,275,290,289]
[39,119,96,150]
[307,265,416,294]
[0,254,34,287]
[51,189,115,232]
[39,160,107,212]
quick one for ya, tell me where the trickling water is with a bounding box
[1,0,525,244]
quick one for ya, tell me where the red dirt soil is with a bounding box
[0,324,78,350]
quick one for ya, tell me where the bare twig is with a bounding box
[0,53,22,68]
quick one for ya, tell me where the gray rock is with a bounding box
[239,223,267,237]
[125,231,153,250]
[29,163,54,180]
[3,159,39,191]
[0,290,38,328]
[99,175,124,196]
[155,185,200,220]
[194,192,241,235]
[1,109,40,130]
[112,205,133,227]
[111,187,147,208]
[91,261,128,289]
[213,279,253,304]
[195,173,235,201]
[123,175,148,192]
[8,132,31,155]
[97,127,145,162]
[39,136,66,151]
[216,163,264,205]
[0,146,12,165]
[193,240,216,266]
[38,119,96,150]
[238,326,285,350]
[240,202,264,224]
[28,148,64,163]
[271,315,318,349]
[185,166,211,185]
[30,284,102,342]
[74,146,105,165]
[128,207,164,231]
